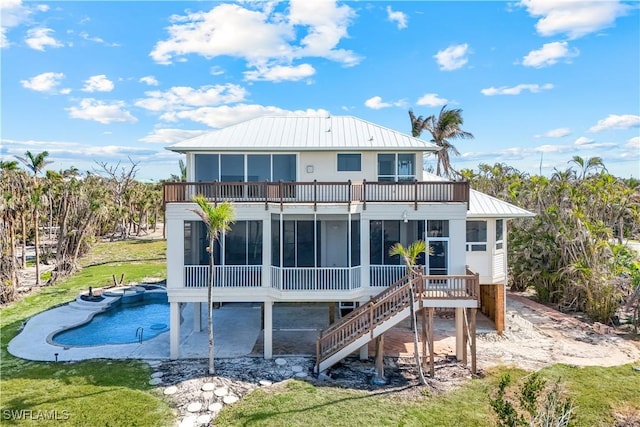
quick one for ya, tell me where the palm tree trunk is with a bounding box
[21,214,27,269]
[33,208,41,286]
[208,237,215,375]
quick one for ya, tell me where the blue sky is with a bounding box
[1,0,639,181]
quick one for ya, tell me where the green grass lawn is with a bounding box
[216,365,640,427]
[0,239,174,426]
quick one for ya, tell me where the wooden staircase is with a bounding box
[315,270,480,374]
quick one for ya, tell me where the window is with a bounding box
[466,221,487,251]
[194,154,219,182]
[495,219,504,250]
[193,153,296,182]
[275,220,320,267]
[224,221,263,265]
[337,154,361,171]
[427,220,449,237]
[377,153,416,181]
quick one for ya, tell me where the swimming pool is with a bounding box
[52,292,169,346]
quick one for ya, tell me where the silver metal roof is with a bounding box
[422,172,534,218]
[467,189,535,218]
[166,115,440,152]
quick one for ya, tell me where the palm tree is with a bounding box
[568,155,607,180]
[409,106,474,178]
[388,240,429,384]
[192,196,235,374]
[389,240,428,275]
[15,151,52,286]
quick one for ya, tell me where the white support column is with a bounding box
[455,307,464,360]
[359,295,370,360]
[359,344,368,360]
[360,218,370,288]
[262,217,271,288]
[166,214,185,289]
[263,300,273,359]
[193,302,201,332]
[170,302,181,359]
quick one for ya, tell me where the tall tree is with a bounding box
[409,106,474,178]
[15,151,52,286]
[389,240,429,384]
[192,196,235,374]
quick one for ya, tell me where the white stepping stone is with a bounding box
[202,391,213,400]
[149,378,162,385]
[214,387,228,397]
[201,383,215,391]
[187,402,202,413]
[147,360,161,367]
[196,414,211,425]
[223,395,239,405]
[163,386,178,395]
[208,402,223,412]
[295,372,308,378]
[179,416,196,427]
[275,358,287,366]
[151,371,164,378]
[291,365,303,372]
[258,380,273,386]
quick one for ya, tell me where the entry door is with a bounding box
[324,221,348,267]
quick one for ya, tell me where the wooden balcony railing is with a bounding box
[164,180,469,210]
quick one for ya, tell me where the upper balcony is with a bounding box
[163,180,469,210]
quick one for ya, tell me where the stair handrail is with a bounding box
[321,273,412,337]
[316,273,418,365]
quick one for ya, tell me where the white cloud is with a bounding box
[535,144,570,154]
[139,76,159,86]
[135,84,247,112]
[589,114,640,132]
[20,72,65,93]
[139,128,208,143]
[626,136,640,150]
[573,136,594,145]
[522,41,578,68]
[25,27,63,51]
[210,66,225,76]
[1,0,32,48]
[82,75,114,92]
[535,127,571,138]
[416,93,448,107]
[520,0,629,39]
[288,0,360,66]
[67,98,137,124]
[78,31,119,47]
[364,96,405,110]
[150,1,360,69]
[386,6,408,29]
[244,63,315,82]
[159,104,329,128]
[434,43,469,71]
[481,83,553,96]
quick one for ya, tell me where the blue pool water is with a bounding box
[53,295,169,346]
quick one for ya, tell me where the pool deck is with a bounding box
[8,298,263,362]
[9,296,495,363]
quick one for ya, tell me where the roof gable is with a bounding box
[166,115,439,152]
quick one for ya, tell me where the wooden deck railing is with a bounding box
[315,270,479,372]
[164,180,469,210]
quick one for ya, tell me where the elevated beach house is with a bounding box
[163,115,533,372]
